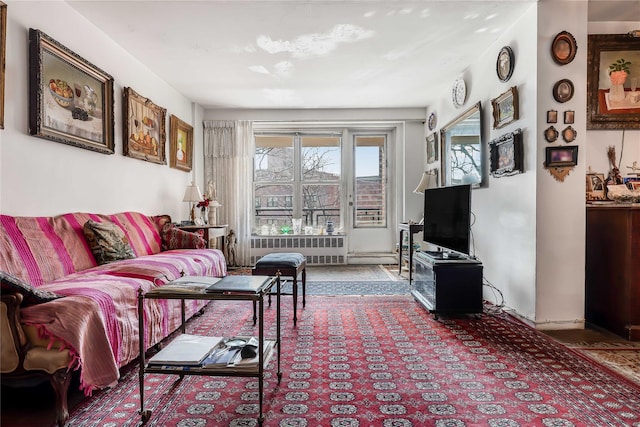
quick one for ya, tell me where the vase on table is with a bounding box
[200,207,209,224]
[609,71,628,102]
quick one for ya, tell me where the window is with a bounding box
[254,134,342,232]
[354,135,387,227]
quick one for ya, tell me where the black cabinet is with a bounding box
[412,251,483,318]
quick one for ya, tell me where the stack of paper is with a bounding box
[147,334,223,366]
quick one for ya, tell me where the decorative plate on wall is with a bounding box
[551,31,577,65]
[496,46,515,82]
[553,79,574,103]
[452,77,467,109]
[428,111,437,131]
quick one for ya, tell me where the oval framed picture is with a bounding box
[496,46,514,82]
[553,79,574,103]
[428,111,437,131]
[562,126,577,143]
[551,31,577,65]
[544,126,559,143]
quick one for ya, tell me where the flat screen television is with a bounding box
[422,184,471,257]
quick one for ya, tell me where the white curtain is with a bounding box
[203,120,254,266]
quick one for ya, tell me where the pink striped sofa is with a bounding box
[0,212,227,425]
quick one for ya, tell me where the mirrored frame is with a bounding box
[440,102,484,188]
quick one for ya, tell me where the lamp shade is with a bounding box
[413,171,434,194]
[182,181,202,203]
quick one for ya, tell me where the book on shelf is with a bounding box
[150,276,222,294]
[205,275,272,294]
[200,337,275,370]
[147,334,223,366]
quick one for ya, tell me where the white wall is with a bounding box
[422,4,539,322]
[0,1,203,222]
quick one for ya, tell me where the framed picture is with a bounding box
[426,132,438,164]
[491,86,519,129]
[624,176,640,190]
[586,34,640,130]
[553,79,574,103]
[123,87,166,164]
[547,110,557,123]
[562,126,577,143]
[496,46,515,82]
[551,31,577,65]
[564,110,575,124]
[169,115,193,172]
[586,173,606,201]
[545,145,578,167]
[0,2,6,129]
[28,29,114,154]
[544,126,559,143]
[489,128,524,178]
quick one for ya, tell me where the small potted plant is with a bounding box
[608,58,631,101]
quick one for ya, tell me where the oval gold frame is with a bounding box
[544,126,559,143]
[562,126,577,143]
[551,31,577,65]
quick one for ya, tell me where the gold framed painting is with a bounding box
[0,2,6,129]
[169,115,193,172]
[491,86,519,129]
[587,33,640,129]
[28,29,115,153]
[123,87,166,164]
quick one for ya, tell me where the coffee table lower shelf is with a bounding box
[137,275,281,425]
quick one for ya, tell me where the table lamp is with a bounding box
[182,181,202,224]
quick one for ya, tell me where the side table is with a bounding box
[398,223,423,283]
[178,224,228,252]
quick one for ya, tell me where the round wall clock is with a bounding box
[496,46,514,82]
[452,77,467,108]
[428,112,437,130]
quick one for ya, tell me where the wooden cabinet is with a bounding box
[586,205,640,341]
[398,223,423,283]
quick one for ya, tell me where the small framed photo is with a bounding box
[545,145,578,167]
[496,46,514,83]
[169,115,194,172]
[426,132,438,163]
[547,110,558,123]
[564,110,575,124]
[586,173,606,201]
[491,86,519,129]
[553,79,574,103]
[489,128,524,178]
[28,29,115,154]
[123,87,166,164]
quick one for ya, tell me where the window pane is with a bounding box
[301,136,341,181]
[254,184,293,230]
[354,136,386,227]
[255,135,293,182]
[302,184,341,230]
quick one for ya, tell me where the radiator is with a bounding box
[250,235,346,265]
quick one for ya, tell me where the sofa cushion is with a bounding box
[83,220,136,265]
[0,271,62,305]
[160,223,206,250]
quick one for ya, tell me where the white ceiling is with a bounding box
[66,0,640,110]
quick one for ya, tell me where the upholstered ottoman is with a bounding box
[253,253,306,325]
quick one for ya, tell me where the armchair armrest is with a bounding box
[1,293,28,373]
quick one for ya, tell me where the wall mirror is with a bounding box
[440,101,483,187]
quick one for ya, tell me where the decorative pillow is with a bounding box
[83,219,136,265]
[160,223,206,250]
[0,271,62,306]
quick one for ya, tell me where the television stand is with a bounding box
[412,251,483,319]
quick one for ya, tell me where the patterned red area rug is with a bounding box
[69,296,640,426]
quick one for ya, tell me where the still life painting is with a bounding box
[29,29,114,153]
[123,87,166,164]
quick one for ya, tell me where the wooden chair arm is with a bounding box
[1,293,29,373]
